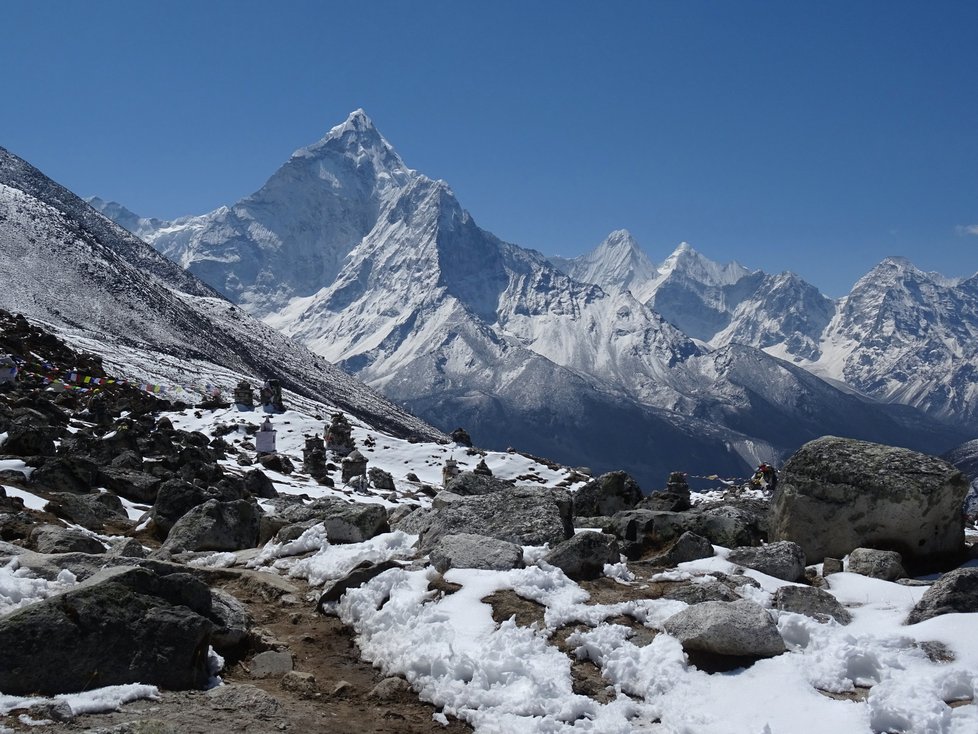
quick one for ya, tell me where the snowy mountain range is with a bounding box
[556,233,978,428]
[78,110,975,486]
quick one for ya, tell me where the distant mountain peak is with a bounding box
[331,108,376,136]
[656,242,751,287]
[594,229,644,258]
[293,108,405,171]
[549,229,658,301]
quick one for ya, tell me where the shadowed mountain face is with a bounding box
[85,111,974,486]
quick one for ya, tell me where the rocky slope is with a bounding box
[0,145,439,442]
[2,320,975,732]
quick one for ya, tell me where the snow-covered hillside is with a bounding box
[4,373,977,734]
[0,145,439,443]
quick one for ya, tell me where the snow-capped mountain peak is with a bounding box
[292,108,410,183]
[549,228,658,301]
[655,241,752,288]
[88,110,421,316]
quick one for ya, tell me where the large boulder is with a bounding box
[773,585,852,625]
[100,467,163,503]
[161,499,262,554]
[727,541,807,582]
[429,533,524,573]
[44,491,131,532]
[30,524,106,554]
[420,486,573,551]
[543,531,620,580]
[391,506,437,536]
[572,471,643,517]
[906,567,978,624]
[607,510,688,550]
[30,456,99,494]
[445,472,512,496]
[243,468,278,499]
[276,498,389,543]
[846,548,907,581]
[151,480,209,535]
[690,505,764,549]
[770,436,969,564]
[663,600,785,658]
[0,567,214,695]
[1,423,56,457]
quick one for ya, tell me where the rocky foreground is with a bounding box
[2,312,978,733]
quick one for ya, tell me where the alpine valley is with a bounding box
[39,109,978,486]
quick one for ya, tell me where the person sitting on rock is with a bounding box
[751,463,778,491]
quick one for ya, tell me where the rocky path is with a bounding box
[6,573,471,734]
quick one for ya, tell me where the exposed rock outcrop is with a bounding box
[770,436,968,565]
[663,599,785,658]
[906,567,978,624]
[0,567,214,695]
[429,533,524,573]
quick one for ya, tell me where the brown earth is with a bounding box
[0,572,472,734]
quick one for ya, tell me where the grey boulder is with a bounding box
[663,600,785,658]
[276,498,389,543]
[907,567,978,624]
[770,436,968,564]
[0,567,214,695]
[572,471,643,517]
[161,498,262,554]
[543,531,620,581]
[420,486,573,551]
[727,541,807,582]
[44,491,130,532]
[429,533,524,573]
[846,548,907,581]
[773,585,852,625]
[30,524,105,555]
[644,531,715,567]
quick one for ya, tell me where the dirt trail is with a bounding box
[2,573,471,734]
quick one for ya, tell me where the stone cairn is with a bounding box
[325,412,356,456]
[232,380,254,410]
[341,449,368,483]
[450,427,472,447]
[259,379,285,413]
[473,458,493,477]
[302,435,329,483]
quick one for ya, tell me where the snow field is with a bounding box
[313,541,978,734]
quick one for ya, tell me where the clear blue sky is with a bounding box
[3,0,976,296]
